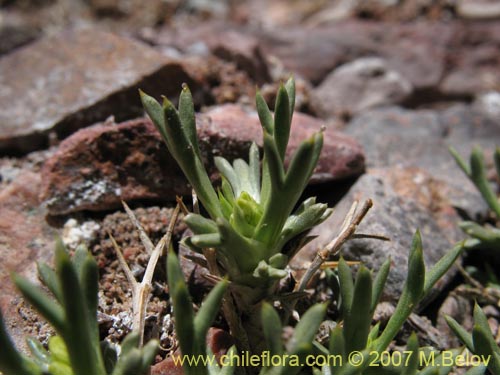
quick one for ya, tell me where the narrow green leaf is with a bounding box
[194,280,228,354]
[344,266,372,353]
[494,147,500,182]
[444,315,474,351]
[72,244,89,279]
[221,178,235,206]
[56,244,103,375]
[338,257,354,318]
[463,365,488,375]
[111,348,142,375]
[190,233,223,248]
[472,304,500,358]
[256,91,273,134]
[248,142,261,203]
[214,157,241,198]
[140,90,166,139]
[367,322,380,346]
[167,250,195,357]
[218,190,233,220]
[284,132,323,195]
[401,333,419,375]
[423,242,464,297]
[48,336,70,365]
[262,132,285,190]
[120,332,140,357]
[329,325,345,358]
[290,303,327,351]
[26,337,50,365]
[140,340,159,372]
[470,147,500,217]
[37,262,62,303]
[284,77,296,120]
[13,275,65,333]
[0,310,41,375]
[161,97,222,221]
[371,257,391,314]
[184,214,219,234]
[449,147,471,175]
[262,303,284,355]
[179,84,201,159]
[100,340,118,374]
[473,325,500,374]
[373,231,425,352]
[274,84,291,161]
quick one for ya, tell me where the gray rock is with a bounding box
[0,28,203,154]
[456,0,500,20]
[296,167,464,303]
[312,57,412,119]
[344,106,493,220]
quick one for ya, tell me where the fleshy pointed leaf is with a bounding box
[344,265,372,353]
[274,84,291,161]
[194,280,229,353]
[371,257,391,314]
[262,303,284,355]
[290,303,327,351]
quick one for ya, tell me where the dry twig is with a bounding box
[110,200,181,347]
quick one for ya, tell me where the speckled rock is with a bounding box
[311,57,413,119]
[0,28,202,154]
[40,105,365,215]
[294,167,464,304]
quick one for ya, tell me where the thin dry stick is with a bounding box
[296,199,374,293]
[110,201,181,347]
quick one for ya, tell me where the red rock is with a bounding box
[0,170,55,351]
[141,22,270,84]
[0,28,202,155]
[258,21,452,88]
[40,104,365,215]
[440,22,500,96]
[151,328,233,375]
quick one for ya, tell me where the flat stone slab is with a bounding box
[0,28,201,154]
[40,104,365,215]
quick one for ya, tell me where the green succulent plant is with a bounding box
[0,240,158,375]
[446,304,498,375]
[140,78,331,297]
[450,146,500,249]
[167,249,233,375]
[140,78,333,353]
[312,231,465,375]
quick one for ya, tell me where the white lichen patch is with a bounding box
[62,218,100,249]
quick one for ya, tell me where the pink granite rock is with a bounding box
[40,104,365,215]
